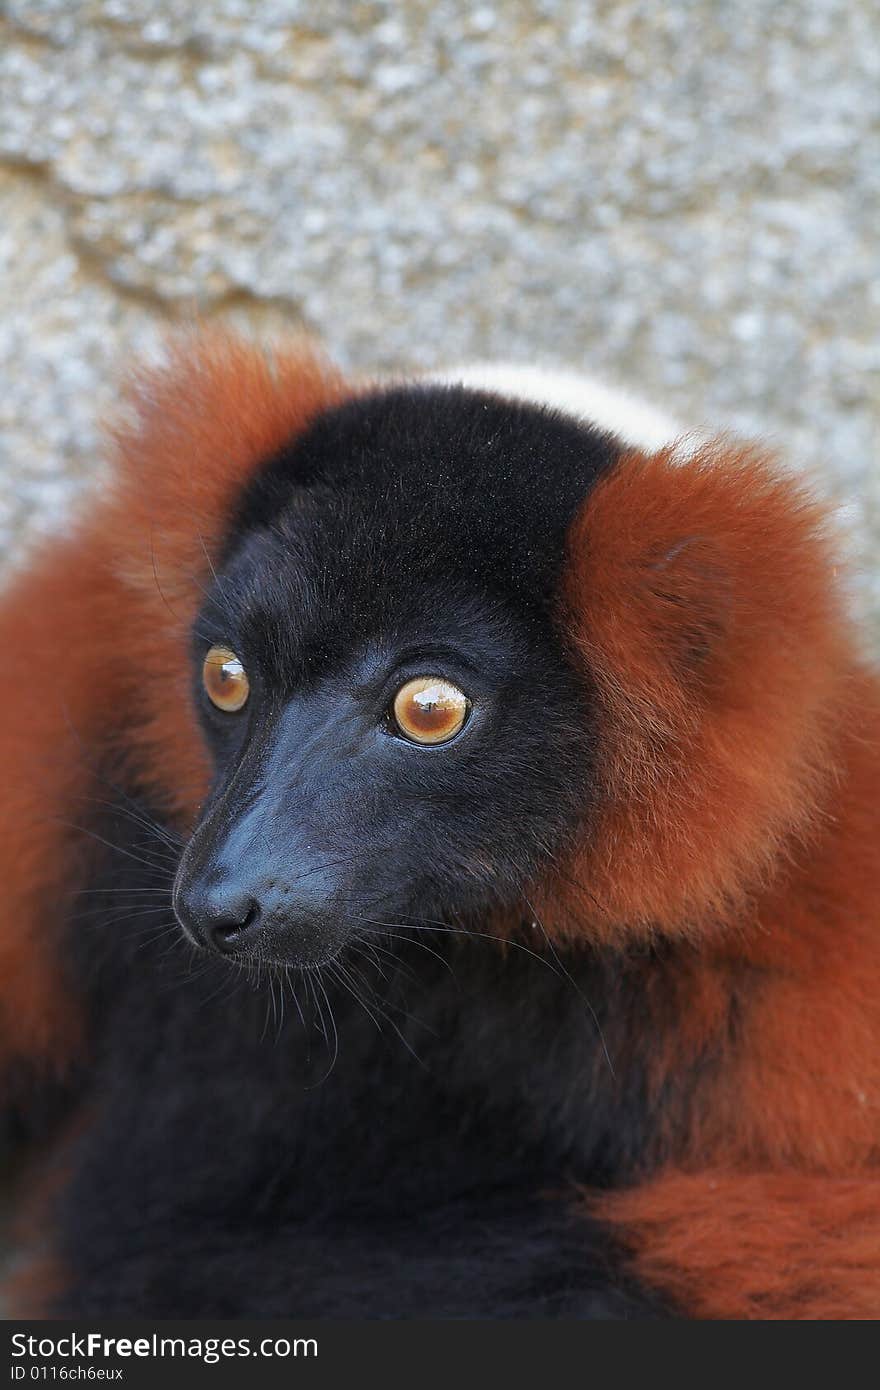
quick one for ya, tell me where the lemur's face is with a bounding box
[173,387,618,967]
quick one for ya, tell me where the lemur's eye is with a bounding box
[392,677,470,745]
[202,646,250,713]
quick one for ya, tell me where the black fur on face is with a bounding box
[173,385,619,968]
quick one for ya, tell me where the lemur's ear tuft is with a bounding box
[552,441,857,940]
[103,329,350,819]
[108,328,347,601]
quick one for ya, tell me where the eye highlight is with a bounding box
[392,676,470,745]
[202,645,250,713]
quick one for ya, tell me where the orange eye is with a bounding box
[202,645,250,713]
[392,676,470,745]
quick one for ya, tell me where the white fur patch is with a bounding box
[422,362,691,453]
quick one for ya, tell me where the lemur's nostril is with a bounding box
[209,901,260,953]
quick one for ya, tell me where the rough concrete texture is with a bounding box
[1,0,877,648]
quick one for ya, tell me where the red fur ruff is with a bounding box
[2,334,878,1318]
[0,331,348,1068]
[551,442,880,1318]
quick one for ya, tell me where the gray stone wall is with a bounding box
[1,0,877,649]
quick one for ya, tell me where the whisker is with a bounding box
[326,959,383,1035]
[282,964,307,1031]
[348,918,457,980]
[67,795,183,855]
[333,953,430,1066]
[305,971,339,1086]
[73,886,175,898]
[523,893,615,1079]
[355,915,568,979]
[53,820,177,875]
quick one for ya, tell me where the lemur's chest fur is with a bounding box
[66,789,731,1215]
[42,787,685,1316]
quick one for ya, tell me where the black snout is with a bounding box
[173,701,367,968]
[174,879,262,955]
[173,856,348,968]
[173,875,262,955]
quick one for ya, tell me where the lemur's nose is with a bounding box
[174,877,262,956]
[206,896,262,954]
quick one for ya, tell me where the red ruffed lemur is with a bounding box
[1,332,878,1318]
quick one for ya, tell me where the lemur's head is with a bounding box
[115,336,846,970]
[172,386,612,967]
